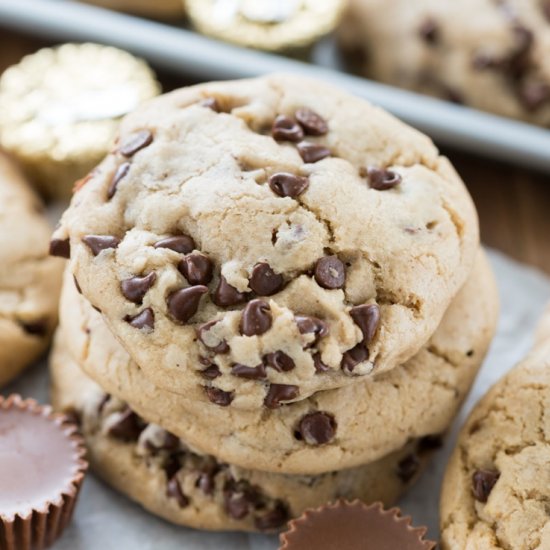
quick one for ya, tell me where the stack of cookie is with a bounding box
[49,75,498,532]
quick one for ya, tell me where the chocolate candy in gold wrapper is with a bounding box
[0,43,161,201]
[79,0,184,19]
[186,0,346,53]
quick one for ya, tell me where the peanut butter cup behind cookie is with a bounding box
[0,395,87,550]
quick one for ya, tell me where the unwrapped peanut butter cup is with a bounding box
[0,395,88,550]
[279,500,435,550]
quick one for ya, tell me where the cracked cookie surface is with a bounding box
[58,250,496,475]
[53,74,478,409]
[0,153,63,387]
[50,334,437,533]
[440,324,550,549]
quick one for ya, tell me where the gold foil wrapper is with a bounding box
[0,43,161,200]
[0,395,88,550]
[80,0,184,19]
[186,0,346,52]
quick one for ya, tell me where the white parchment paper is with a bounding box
[4,249,550,549]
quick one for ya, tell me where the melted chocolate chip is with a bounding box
[120,272,157,304]
[224,486,253,520]
[204,386,234,407]
[264,384,299,409]
[397,454,420,483]
[295,107,328,136]
[313,353,330,373]
[124,308,155,330]
[108,407,144,441]
[201,97,220,112]
[240,299,272,336]
[21,319,47,337]
[264,351,295,372]
[314,256,346,290]
[82,235,120,256]
[49,237,70,258]
[472,469,500,503]
[518,80,550,111]
[341,344,369,374]
[254,502,289,531]
[297,412,336,445]
[350,303,380,345]
[268,172,309,199]
[200,363,222,379]
[418,434,444,453]
[295,315,329,345]
[419,17,439,44]
[272,115,304,142]
[153,431,180,452]
[107,162,130,199]
[163,455,181,479]
[197,320,229,354]
[213,276,249,307]
[249,262,284,296]
[167,286,208,324]
[119,129,153,157]
[366,167,402,190]
[178,253,213,286]
[231,363,267,380]
[297,141,331,163]
[154,235,195,254]
[166,476,189,508]
[196,471,216,495]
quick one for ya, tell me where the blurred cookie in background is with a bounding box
[0,43,160,201]
[79,0,184,19]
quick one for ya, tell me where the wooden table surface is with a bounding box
[1,29,550,273]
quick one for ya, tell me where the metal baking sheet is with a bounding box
[1,0,550,173]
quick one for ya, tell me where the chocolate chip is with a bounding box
[224,486,253,520]
[349,303,380,345]
[178,253,213,286]
[295,315,329,345]
[297,412,336,445]
[249,262,284,296]
[240,299,272,336]
[254,502,289,531]
[213,276,249,307]
[204,386,234,407]
[82,235,120,256]
[313,353,330,373]
[201,97,220,112]
[196,471,216,495]
[297,141,331,163]
[119,129,153,157]
[341,344,369,374]
[314,256,345,289]
[145,431,180,453]
[419,17,438,44]
[166,476,189,508]
[163,455,181,479]
[154,235,195,254]
[21,319,47,336]
[518,80,550,111]
[197,320,229,354]
[167,286,208,324]
[107,162,130,199]
[124,308,155,330]
[264,384,299,408]
[397,454,420,483]
[272,115,304,142]
[200,363,222,379]
[295,107,328,136]
[366,167,402,190]
[108,407,144,441]
[231,363,267,380]
[49,237,70,258]
[120,272,157,304]
[264,351,295,372]
[472,469,500,503]
[268,172,309,199]
[418,434,444,453]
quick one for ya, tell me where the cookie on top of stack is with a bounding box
[50,74,498,531]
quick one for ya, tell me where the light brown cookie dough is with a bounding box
[440,335,550,548]
[57,249,497,475]
[50,338,438,533]
[339,0,550,126]
[0,153,63,387]
[53,74,479,410]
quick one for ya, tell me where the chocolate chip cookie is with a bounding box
[0,153,63,387]
[339,0,550,126]
[50,336,438,533]
[440,316,550,549]
[58,249,496,475]
[53,74,479,410]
